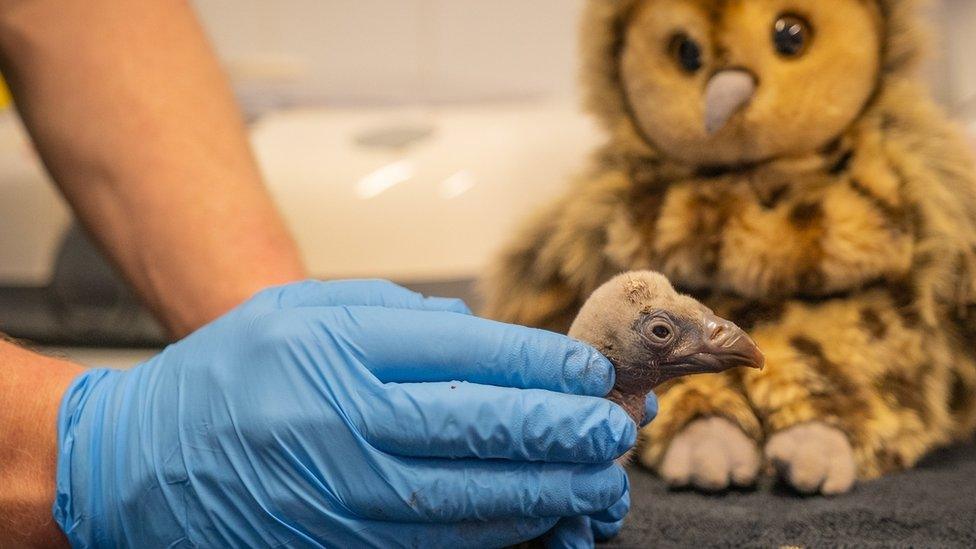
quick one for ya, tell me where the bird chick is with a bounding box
[569,271,765,425]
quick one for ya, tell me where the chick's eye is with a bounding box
[669,33,703,73]
[773,15,811,57]
[652,325,672,339]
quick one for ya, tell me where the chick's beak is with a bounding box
[704,69,757,135]
[660,313,765,380]
[699,313,765,371]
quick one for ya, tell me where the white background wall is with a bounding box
[192,0,586,108]
[192,0,975,123]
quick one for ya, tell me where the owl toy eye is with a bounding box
[669,33,703,73]
[773,15,812,57]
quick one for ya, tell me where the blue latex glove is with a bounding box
[54,280,638,548]
[542,489,630,548]
[544,393,658,548]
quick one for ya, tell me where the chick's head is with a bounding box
[569,272,764,403]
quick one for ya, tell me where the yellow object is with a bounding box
[0,76,12,110]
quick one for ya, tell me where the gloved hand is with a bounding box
[542,490,630,549]
[544,394,657,549]
[54,280,639,548]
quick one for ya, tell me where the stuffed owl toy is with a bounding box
[483,0,976,495]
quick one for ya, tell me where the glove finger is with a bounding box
[363,382,635,463]
[590,517,625,542]
[318,307,614,397]
[255,279,472,314]
[342,458,628,523]
[543,516,595,549]
[588,482,630,523]
[641,392,659,428]
[354,517,558,549]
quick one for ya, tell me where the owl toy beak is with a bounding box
[704,69,757,134]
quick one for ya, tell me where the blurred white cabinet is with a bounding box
[252,100,602,281]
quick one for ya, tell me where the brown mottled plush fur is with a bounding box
[482,0,976,481]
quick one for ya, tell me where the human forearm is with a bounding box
[0,0,306,337]
[0,340,81,548]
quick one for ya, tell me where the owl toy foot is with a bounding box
[654,416,761,492]
[765,422,856,495]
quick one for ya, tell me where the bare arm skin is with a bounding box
[0,341,82,548]
[0,0,307,338]
[0,0,308,544]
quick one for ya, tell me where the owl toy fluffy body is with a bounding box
[484,0,976,494]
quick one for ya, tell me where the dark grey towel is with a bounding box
[607,439,976,548]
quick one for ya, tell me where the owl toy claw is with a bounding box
[766,422,857,496]
[656,416,762,492]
